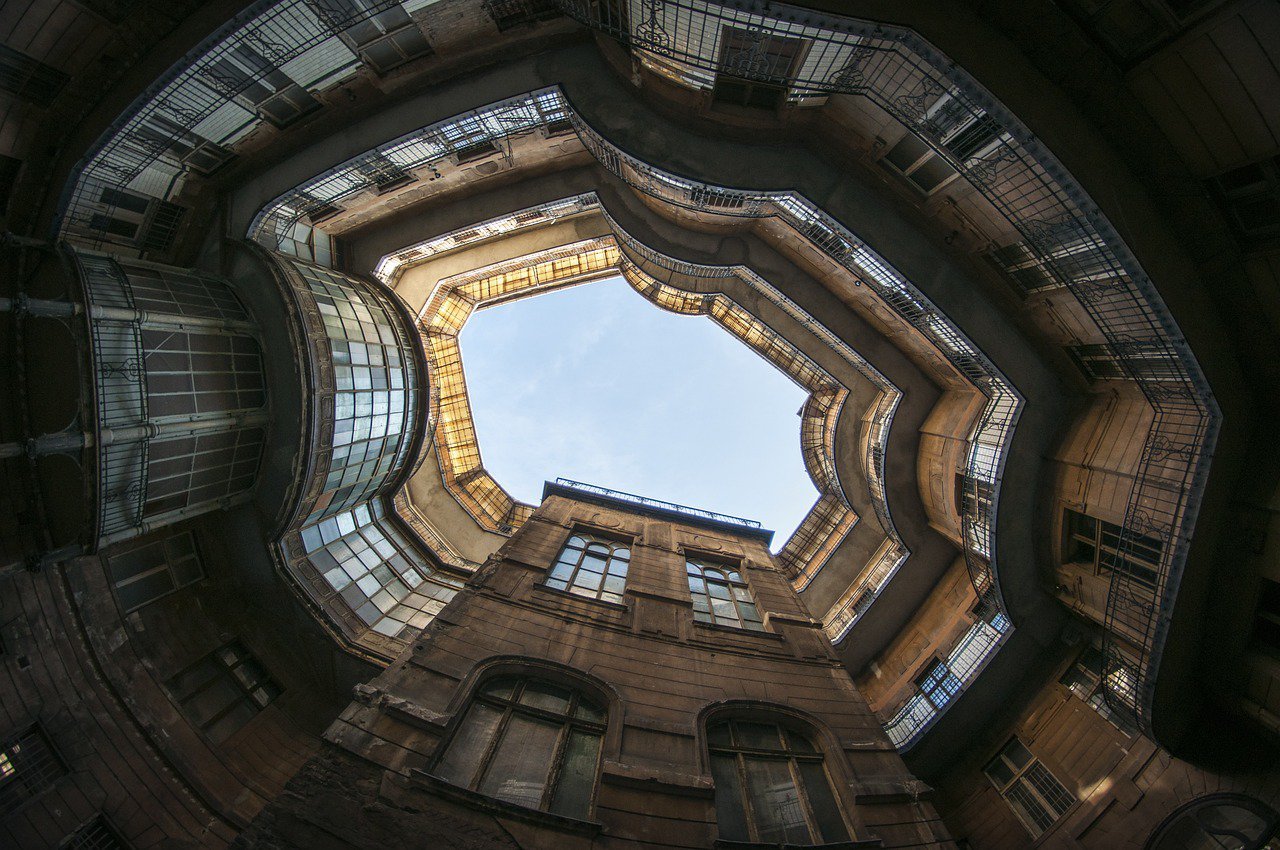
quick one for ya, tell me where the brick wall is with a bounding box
[240,493,954,848]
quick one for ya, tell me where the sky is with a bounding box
[457,276,818,547]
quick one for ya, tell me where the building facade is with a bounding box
[1,0,1278,847]
[241,482,949,848]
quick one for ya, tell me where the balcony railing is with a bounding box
[559,0,1217,738]
[553,478,762,530]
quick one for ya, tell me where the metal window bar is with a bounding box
[0,725,67,817]
[60,815,130,850]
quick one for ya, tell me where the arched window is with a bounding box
[1146,794,1279,850]
[433,675,606,819]
[707,717,850,845]
[687,558,764,631]
[545,533,629,603]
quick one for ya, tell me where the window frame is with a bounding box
[166,640,283,744]
[705,714,853,845]
[105,530,206,614]
[983,737,1077,838]
[1059,646,1138,734]
[685,555,765,631]
[711,25,807,111]
[1062,507,1162,589]
[543,530,631,605]
[0,724,68,818]
[431,674,608,820]
[916,657,962,711]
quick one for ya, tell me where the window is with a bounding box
[481,0,559,31]
[713,27,804,110]
[106,532,205,613]
[167,641,282,743]
[1146,793,1280,850]
[61,815,130,849]
[917,659,962,710]
[545,533,629,603]
[707,718,850,845]
[1210,156,1280,249]
[1067,343,1182,383]
[881,132,959,194]
[433,675,605,819]
[1063,508,1162,588]
[310,0,434,74]
[0,725,66,817]
[200,47,319,128]
[984,738,1076,838]
[0,44,69,104]
[81,188,188,252]
[687,557,764,631]
[1059,646,1137,733]
[132,114,234,176]
[300,502,463,637]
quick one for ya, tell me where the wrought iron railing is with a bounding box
[568,104,1020,616]
[553,478,763,530]
[557,0,1216,737]
[884,606,1011,748]
[250,90,571,250]
[73,251,149,543]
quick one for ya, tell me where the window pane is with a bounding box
[548,730,601,819]
[711,753,750,842]
[797,761,849,843]
[1003,738,1033,768]
[735,722,783,751]
[478,714,561,809]
[519,681,572,715]
[707,723,733,749]
[573,699,605,725]
[435,702,504,788]
[483,678,517,700]
[743,757,810,845]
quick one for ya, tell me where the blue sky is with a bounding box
[457,276,818,546]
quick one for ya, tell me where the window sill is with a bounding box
[411,770,604,836]
[693,620,782,640]
[533,583,629,611]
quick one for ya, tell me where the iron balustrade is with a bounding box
[884,607,1011,747]
[71,249,271,548]
[375,195,599,282]
[557,0,1216,736]
[249,90,571,250]
[554,478,762,530]
[823,537,908,644]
